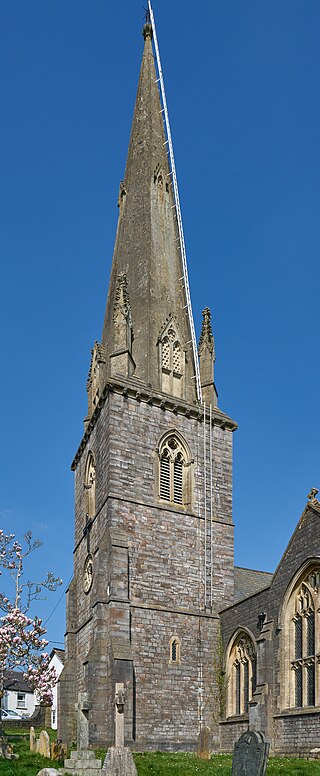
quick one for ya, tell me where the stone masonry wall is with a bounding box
[130,608,220,751]
[61,386,235,748]
[220,503,320,756]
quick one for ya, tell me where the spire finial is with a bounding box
[199,307,215,356]
[143,6,153,40]
[198,307,218,407]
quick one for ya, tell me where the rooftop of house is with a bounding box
[4,670,32,693]
[50,648,65,664]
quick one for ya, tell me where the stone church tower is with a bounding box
[59,20,237,750]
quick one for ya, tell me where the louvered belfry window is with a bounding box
[160,453,171,500]
[173,454,183,504]
[159,435,188,506]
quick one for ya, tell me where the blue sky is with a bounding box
[1,1,320,647]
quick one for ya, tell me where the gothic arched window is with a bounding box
[169,636,181,665]
[227,631,256,717]
[282,564,320,709]
[158,433,191,507]
[158,320,185,398]
[84,452,96,519]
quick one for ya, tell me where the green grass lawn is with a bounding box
[2,731,320,776]
[133,752,320,775]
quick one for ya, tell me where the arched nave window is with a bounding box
[282,564,320,709]
[226,631,257,717]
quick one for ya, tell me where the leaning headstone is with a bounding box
[197,726,211,759]
[102,683,137,776]
[30,726,36,752]
[51,740,67,761]
[38,730,50,759]
[232,730,269,776]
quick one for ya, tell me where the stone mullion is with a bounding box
[248,657,253,703]
[240,660,244,715]
[316,653,320,708]
[302,613,308,707]
[170,457,174,502]
[315,601,320,706]
[230,663,236,717]
[289,618,295,709]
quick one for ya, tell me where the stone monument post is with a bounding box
[102,683,137,776]
[76,692,91,751]
[115,683,125,747]
[63,691,102,776]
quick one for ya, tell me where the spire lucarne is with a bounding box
[102,22,198,403]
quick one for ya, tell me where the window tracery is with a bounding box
[227,631,256,717]
[158,433,191,507]
[158,319,185,398]
[284,566,320,709]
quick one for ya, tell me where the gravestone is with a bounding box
[51,740,67,761]
[232,730,269,776]
[30,726,36,752]
[197,726,211,759]
[38,730,50,759]
[0,732,19,760]
[102,683,137,776]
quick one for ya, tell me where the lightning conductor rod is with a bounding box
[148,1,203,404]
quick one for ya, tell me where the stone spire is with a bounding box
[198,307,218,406]
[101,22,198,403]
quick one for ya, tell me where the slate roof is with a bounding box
[234,566,273,603]
[50,647,65,663]
[4,670,32,693]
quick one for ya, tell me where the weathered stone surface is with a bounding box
[58,7,237,756]
[30,726,36,752]
[60,382,235,749]
[76,692,91,751]
[197,726,211,760]
[0,733,19,760]
[38,730,50,759]
[63,749,102,776]
[51,741,67,761]
[231,731,269,776]
[102,746,137,776]
[36,770,62,776]
[101,28,198,402]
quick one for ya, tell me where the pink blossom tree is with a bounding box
[0,530,62,728]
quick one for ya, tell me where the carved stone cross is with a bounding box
[114,683,126,748]
[75,692,92,751]
[308,487,320,505]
